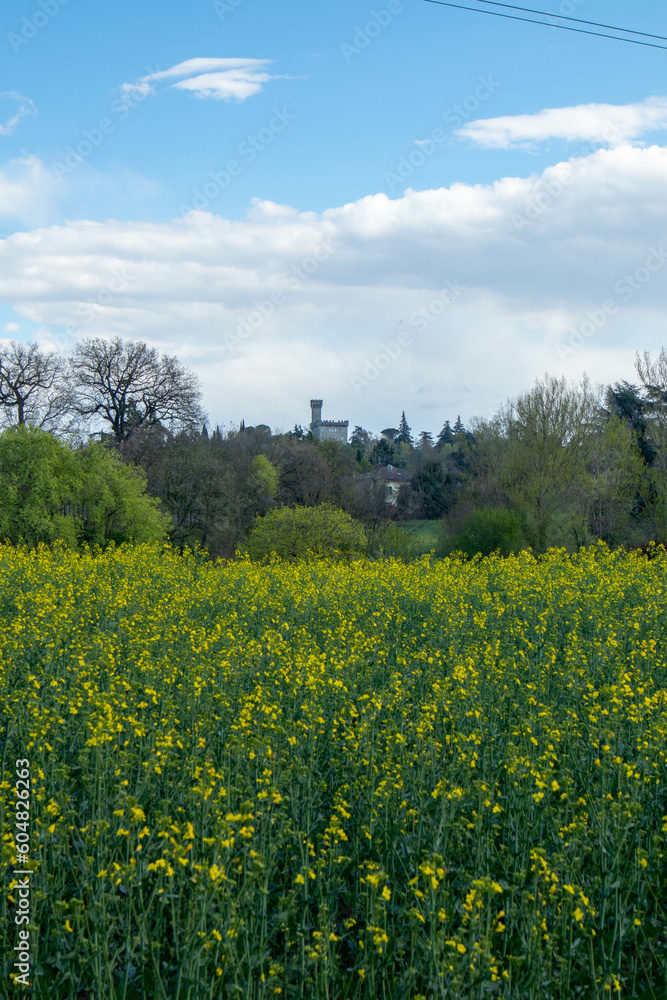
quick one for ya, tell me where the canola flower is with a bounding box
[0,540,666,998]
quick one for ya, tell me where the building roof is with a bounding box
[359,464,413,482]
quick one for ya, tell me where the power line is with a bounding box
[417,0,667,52]
[465,0,667,43]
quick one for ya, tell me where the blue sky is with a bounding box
[1,0,667,434]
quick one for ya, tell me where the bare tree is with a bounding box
[636,348,667,406]
[69,337,207,443]
[635,349,667,537]
[0,341,72,431]
[635,349,667,467]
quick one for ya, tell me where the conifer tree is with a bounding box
[396,411,413,447]
[437,420,454,448]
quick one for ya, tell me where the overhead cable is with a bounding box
[417,0,667,52]
[463,0,667,43]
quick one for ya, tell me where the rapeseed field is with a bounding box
[1,542,666,999]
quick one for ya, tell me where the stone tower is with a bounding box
[310,399,323,426]
[309,399,348,443]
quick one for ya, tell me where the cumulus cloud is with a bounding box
[120,58,277,104]
[458,96,667,149]
[1,144,667,429]
[0,92,37,136]
[0,154,60,225]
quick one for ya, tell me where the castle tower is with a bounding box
[310,399,323,427]
[309,399,348,444]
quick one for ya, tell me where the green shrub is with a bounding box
[450,507,524,558]
[0,425,170,549]
[246,503,366,560]
[0,424,79,548]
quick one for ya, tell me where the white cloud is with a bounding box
[0,154,60,226]
[0,92,37,136]
[120,58,276,104]
[4,323,20,332]
[1,144,666,430]
[458,97,667,149]
[0,152,164,230]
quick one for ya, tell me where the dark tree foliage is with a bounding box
[436,420,455,448]
[605,381,656,466]
[272,440,333,507]
[410,461,449,518]
[350,426,372,464]
[350,426,369,447]
[370,436,396,468]
[274,438,358,509]
[120,426,277,556]
[409,450,473,519]
[451,507,524,558]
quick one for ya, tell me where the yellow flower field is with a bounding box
[1,542,666,998]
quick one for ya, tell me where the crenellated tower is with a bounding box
[309,398,348,443]
[310,399,323,426]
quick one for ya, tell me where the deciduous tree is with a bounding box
[500,375,598,551]
[0,425,169,548]
[0,341,71,431]
[70,336,206,443]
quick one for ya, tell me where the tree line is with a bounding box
[0,337,204,439]
[3,335,667,555]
